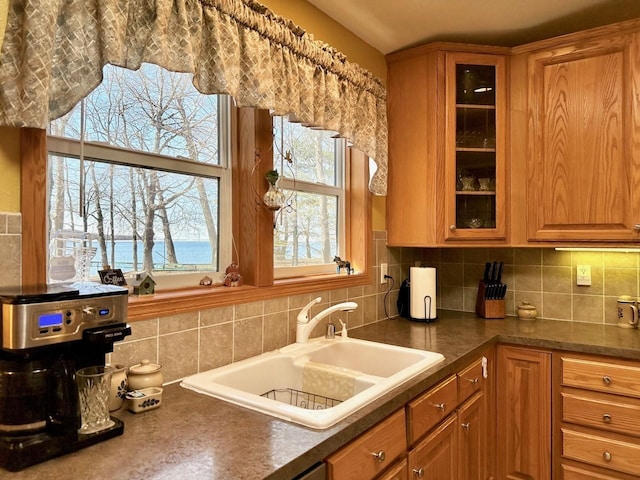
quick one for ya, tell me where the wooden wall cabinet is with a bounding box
[497,345,552,480]
[386,44,509,247]
[514,25,640,243]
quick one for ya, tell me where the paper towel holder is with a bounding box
[421,295,438,321]
[397,280,438,323]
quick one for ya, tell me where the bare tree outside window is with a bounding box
[47,64,231,286]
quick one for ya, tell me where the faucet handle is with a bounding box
[297,297,322,324]
[325,323,336,339]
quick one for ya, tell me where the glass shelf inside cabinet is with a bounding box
[455,64,497,230]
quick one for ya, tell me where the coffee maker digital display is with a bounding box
[38,312,63,328]
[0,283,131,471]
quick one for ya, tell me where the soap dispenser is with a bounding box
[338,319,348,339]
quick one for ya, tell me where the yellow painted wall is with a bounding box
[0,127,20,212]
[259,0,386,80]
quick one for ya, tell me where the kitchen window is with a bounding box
[45,64,232,290]
[272,116,346,278]
[21,83,371,320]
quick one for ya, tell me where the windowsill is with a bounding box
[127,271,372,321]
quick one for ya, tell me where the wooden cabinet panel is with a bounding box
[497,345,551,480]
[526,31,640,242]
[563,390,640,437]
[406,375,458,445]
[326,409,406,480]
[563,428,640,476]
[377,459,407,480]
[457,392,485,480]
[562,356,640,397]
[408,414,458,480]
[386,49,442,246]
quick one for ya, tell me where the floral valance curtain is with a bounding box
[0,0,388,194]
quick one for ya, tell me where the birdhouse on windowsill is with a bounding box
[130,272,156,296]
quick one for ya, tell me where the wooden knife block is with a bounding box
[475,281,505,319]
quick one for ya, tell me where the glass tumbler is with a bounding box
[76,365,115,434]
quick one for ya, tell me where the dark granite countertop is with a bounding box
[7,311,640,480]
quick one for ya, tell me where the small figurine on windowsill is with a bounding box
[333,256,353,275]
[223,263,243,287]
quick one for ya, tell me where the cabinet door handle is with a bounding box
[603,451,612,462]
[433,402,446,411]
[461,422,471,431]
[466,377,479,386]
[603,413,612,423]
[413,467,425,478]
[603,375,612,385]
[371,450,386,463]
[449,224,456,231]
[633,224,640,232]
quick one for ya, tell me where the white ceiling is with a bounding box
[308,0,640,54]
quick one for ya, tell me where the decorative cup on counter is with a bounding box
[76,365,115,434]
[617,296,638,328]
[106,363,127,411]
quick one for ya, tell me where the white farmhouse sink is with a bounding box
[181,337,444,429]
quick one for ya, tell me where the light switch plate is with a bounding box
[577,264,591,286]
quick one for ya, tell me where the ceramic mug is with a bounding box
[617,296,638,328]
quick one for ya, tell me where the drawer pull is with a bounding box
[603,451,612,462]
[433,402,446,412]
[461,422,471,431]
[603,413,612,423]
[603,375,612,385]
[371,450,386,463]
[413,467,425,478]
[467,377,479,386]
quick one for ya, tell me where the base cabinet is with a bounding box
[458,392,485,479]
[497,345,552,480]
[326,353,493,480]
[408,414,458,480]
[555,353,640,479]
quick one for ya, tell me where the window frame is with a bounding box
[273,126,347,278]
[45,93,233,289]
[20,108,372,321]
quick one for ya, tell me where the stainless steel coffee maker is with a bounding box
[0,283,130,471]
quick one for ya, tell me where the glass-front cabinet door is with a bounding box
[444,52,506,241]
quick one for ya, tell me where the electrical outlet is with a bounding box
[577,264,591,286]
[380,263,388,284]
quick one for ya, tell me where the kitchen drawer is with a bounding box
[377,458,407,480]
[326,409,407,480]
[406,375,458,445]
[562,357,640,398]
[562,428,640,476]
[561,463,624,480]
[458,358,483,403]
[563,390,640,437]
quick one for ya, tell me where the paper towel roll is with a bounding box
[410,267,437,320]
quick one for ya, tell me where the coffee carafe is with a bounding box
[0,353,76,436]
[0,283,131,471]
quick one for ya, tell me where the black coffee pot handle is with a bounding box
[47,356,79,433]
